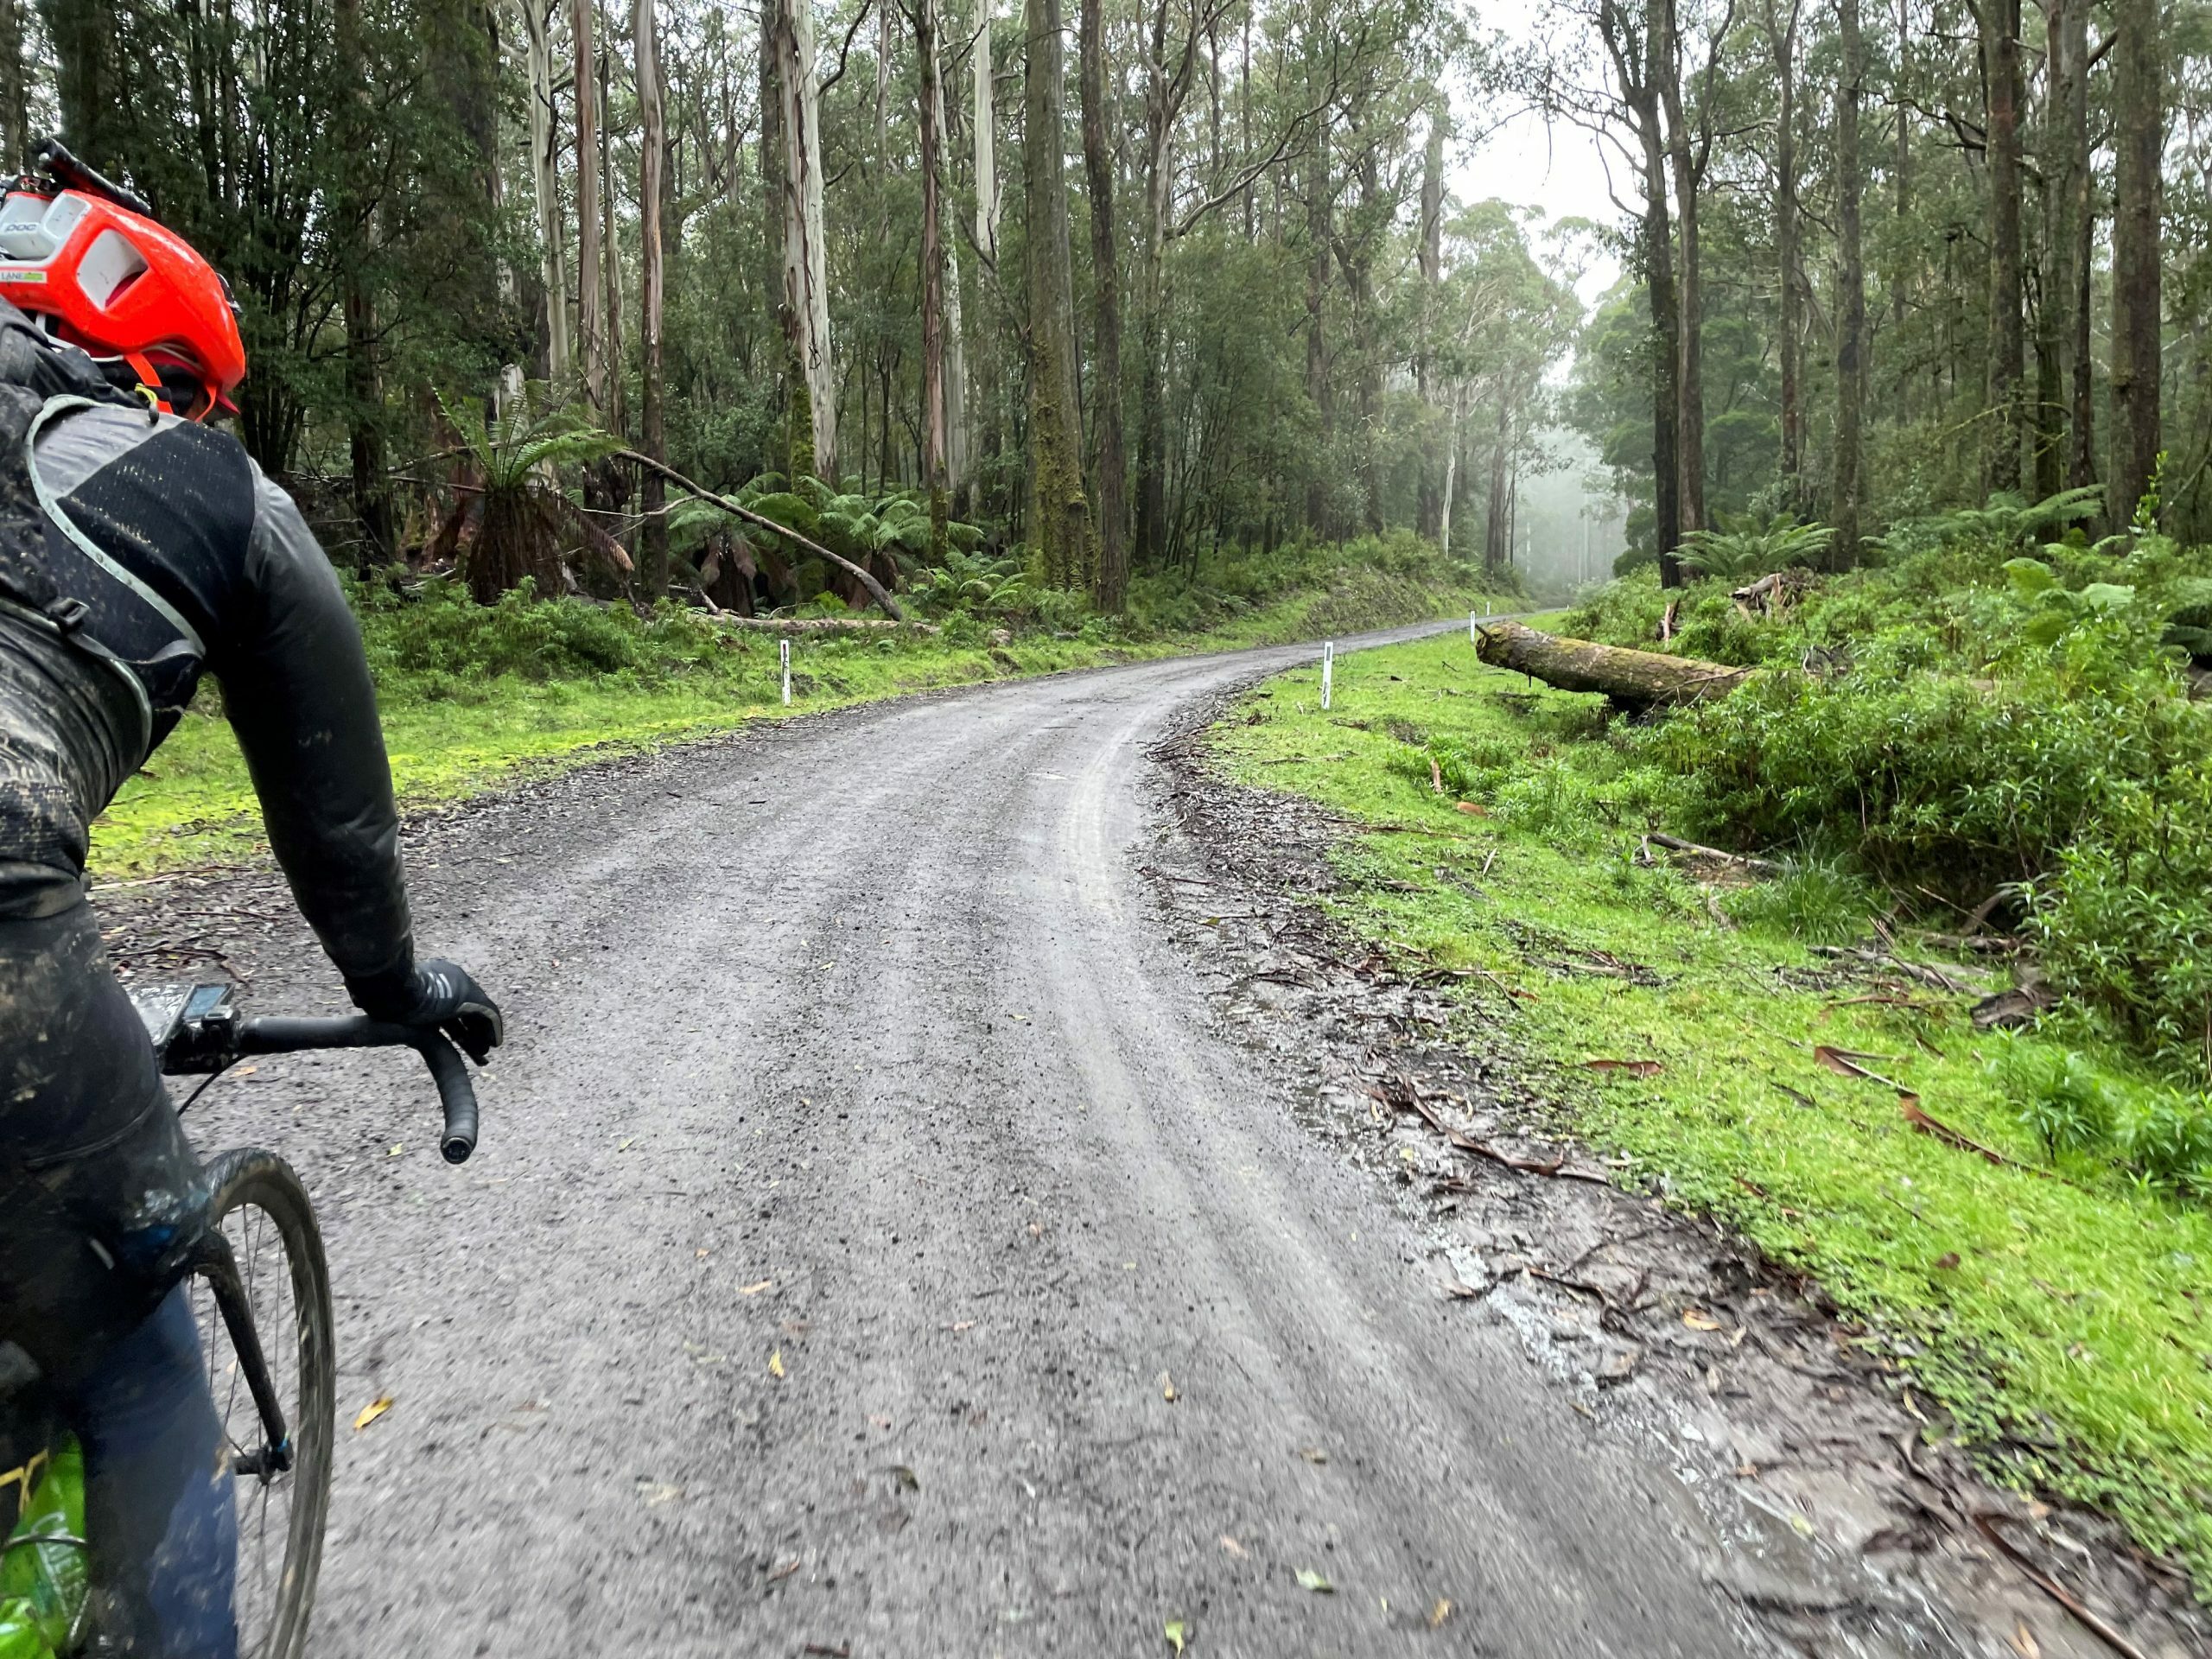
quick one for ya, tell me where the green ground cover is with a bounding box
[1211,628,2212,1590]
[94,547,1492,880]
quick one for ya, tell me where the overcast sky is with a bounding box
[1446,0,1625,308]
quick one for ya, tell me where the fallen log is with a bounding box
[1473,620,1753,710]
[709,614,941,636]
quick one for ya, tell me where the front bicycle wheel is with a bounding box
[189,1148,335,1659]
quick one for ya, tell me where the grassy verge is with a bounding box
[1210,628,2212,1591]
[92,562,1491,880]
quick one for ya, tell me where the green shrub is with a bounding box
[1559,567,1789,667]
[1985,1036,2119,1160]
[1560,527,2212,1084]
[1723,860,1874,944]
[1982,1035,2212,1192]
[2030,758,2212,1077]
[2113,1088,2212,1192]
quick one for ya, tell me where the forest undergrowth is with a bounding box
[1211,537,2212,1593]
[91,532,1491,879]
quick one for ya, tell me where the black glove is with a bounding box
[348,958,504,1064]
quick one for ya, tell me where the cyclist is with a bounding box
[0,145,502,1655]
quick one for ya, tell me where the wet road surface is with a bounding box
[184,625,1803,1656]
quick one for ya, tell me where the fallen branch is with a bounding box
[712,615,939,635]
[1810,944,1973,993]
[1643,832,1783,876]
[614,449,906,620]
[1901,1096,2041,1174]
[1971,1513,2150,1659]
[1450,1131,1612,1185]
[1473,620,1753,710]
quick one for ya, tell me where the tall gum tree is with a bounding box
[1758,0,1802,507]
[573,0,605,412]
[1023,0,1092,586]
[2110,0,2161,525]
[637,0,668,590]
[930,8,970,503]
[521,0,571,385]
[1834,0,1865,564]
[1596,0,1681,586]
[773,0,837,481]
[1415,91,1446,542]
[913,0,954,556]
[1078,0,1128,606]
[1980,0,2024,493]
[1657,0,1725,537]
[2036,0,2078,498]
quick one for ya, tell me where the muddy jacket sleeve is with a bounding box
[217,472,415,1001]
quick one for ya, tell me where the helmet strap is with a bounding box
[122,350,171,414]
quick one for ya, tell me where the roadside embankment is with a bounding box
[1208,626,2212,1601]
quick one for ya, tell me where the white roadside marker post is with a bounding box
[1470,609,1478,642]
[780,638,791,706]
[1321,640,1334,711]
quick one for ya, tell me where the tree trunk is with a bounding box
[916,0,952,558]
[1659,0,1705,534]
[1483,418,1510,581]
[1982,0,2024,494]
[573,0,604,412]
[759,0,787,467]
[974,0,999,263]
[44,0,121,167]
[1023,0,1091,587]
[336,0,391,563]
[0,0,27,172]
[928,10,969,504]
[971,0,1000,514]
[1132,0,1173,569]
[1079,0,1128,606]
[2063,0,2094,491]
[1597,0,1678,582]
[774,0,838,481]
[1473,620,1751,709]
[1891,0,1910,415]
[1637,92,1679,582]
[1439,388,1462,558]
[1349,138,1383,537]
[601,31,626,437]
[1304,125,1333,536]
[1415,92,1446,542]
[2110,0,2162,526]
[523,0,571,385]
[1763,0,1802,507]
[1833,0,1865,567]
[637,0,668,593]
[2035,0,2076,499]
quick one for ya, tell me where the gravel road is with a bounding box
[177,625,1844,1657]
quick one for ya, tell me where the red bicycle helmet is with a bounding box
[0,141,244,421]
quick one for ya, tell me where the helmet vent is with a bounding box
[78,227,148,310]
[0,191,81,262]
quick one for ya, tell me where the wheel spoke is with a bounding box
[194,1166,328,1659]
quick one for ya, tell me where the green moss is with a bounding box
[1215,630,2212,1592]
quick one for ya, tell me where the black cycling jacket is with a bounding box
[0,302,414,1003]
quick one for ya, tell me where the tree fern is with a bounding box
[1677,512,1834,582]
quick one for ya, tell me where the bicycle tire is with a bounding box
[191,1148,335,1659]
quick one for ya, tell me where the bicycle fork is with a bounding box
[188,1233,293,1479]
